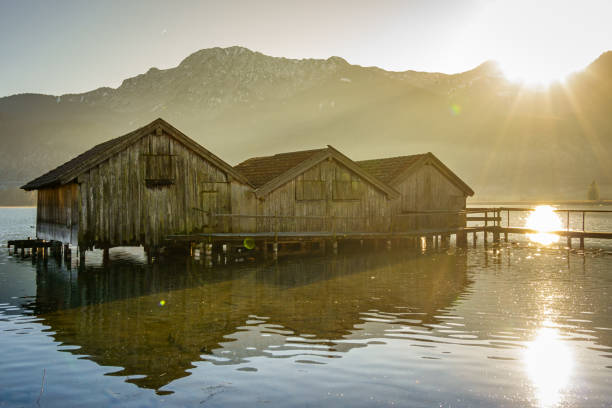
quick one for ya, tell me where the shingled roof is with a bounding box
[357,154,425,184]
[357,153,474,196]
[234,148,326,188]
[21,130,136,191]
[22,118,251,191]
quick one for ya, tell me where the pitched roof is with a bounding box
[21,130,136,191]
[235,146,400,199]
[22,118,251,190]
[234,148,326,188]
[357,153,474,196]
[357,154,425,184]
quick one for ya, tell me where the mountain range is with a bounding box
[1,46,611,205]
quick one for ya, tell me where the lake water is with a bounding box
[1,207,611,407]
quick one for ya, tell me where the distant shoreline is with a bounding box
[469,200,612,206]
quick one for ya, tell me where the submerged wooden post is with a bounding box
[441,234,450,248]
[79,246,86,264]
[457,230,467,249]
[425,236,433,249]
[567,236,572,249]
[483,211,488,243]
[102,247,110,264]
[580,237,585,250]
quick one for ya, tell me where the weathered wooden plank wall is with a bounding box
[391,163,466,230]
[73,129,252,249]
[251,159,390,233]
[36,184,79,244]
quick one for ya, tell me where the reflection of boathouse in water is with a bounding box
[31,252,470,392]
[21,118,474,257]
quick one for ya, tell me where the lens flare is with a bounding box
[450,104,461,116]
[525,205,562,245]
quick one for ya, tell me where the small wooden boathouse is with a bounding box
[21,119,253,255]
[20,118,475,259]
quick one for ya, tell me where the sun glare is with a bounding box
[498,61,567,87]
[525,205,562,245]
[525,324,573,407]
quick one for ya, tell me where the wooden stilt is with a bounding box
[425,236,433,249]
[457,230,467,248]
[580,237,584,250]
[79,246,86,264]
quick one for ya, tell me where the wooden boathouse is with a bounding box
[20,118,475,260]
[21,118,253,256]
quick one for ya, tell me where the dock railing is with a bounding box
[466,207,612,232]
[206,210,468,235]
[465,206,612,248]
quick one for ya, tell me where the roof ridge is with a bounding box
[236,148,326,166]
[234,148,329,188]
[356,153,427,163]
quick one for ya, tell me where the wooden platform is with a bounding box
[494,226,612,240]
[166,228,467,242]
[7,239,69,259]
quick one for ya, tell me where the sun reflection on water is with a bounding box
[525,206,562,245]
[525,322,573,407]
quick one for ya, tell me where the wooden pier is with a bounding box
[165,207,612,260]
[7,239,71,260]
[465,207,612,250]
[8,207,612,265]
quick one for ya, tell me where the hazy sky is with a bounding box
[1,0,611,97]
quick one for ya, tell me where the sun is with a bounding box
[498,60,567,87]
[525,205,562,245]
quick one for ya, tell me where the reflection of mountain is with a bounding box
[31,251,469,392]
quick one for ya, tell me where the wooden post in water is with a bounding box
[102,247,110,264]
[483,211,488,243]
[79,246,86,265]
[493,209,501,243]
[580,237,585,250]
[457,230,468,248]
[425,236,433,249]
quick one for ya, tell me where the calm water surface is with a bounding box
[0,207,611,407]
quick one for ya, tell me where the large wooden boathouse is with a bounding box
[21,118,474,258]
